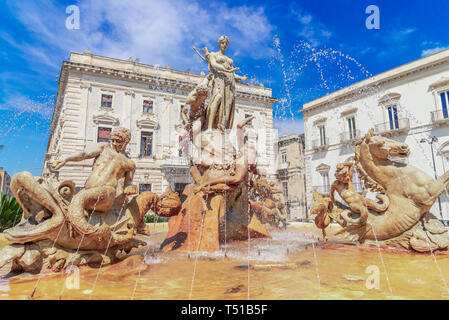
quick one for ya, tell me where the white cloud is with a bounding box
[289,4,332,47]
[384,28,416,43]
[4,0,274,73]
[422,46,449,57]
[274,117,304,136]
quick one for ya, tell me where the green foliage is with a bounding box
[144,214,168,224]
[0,193,23,231]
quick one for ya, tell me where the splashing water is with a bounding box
[269,36,373,135]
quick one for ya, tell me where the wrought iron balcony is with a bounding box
[313,185,331,196]
[340,130,362,144]
[311,137,330,151]
[160,156,189,169]
[374,118,410,136]
[431,109,449,126]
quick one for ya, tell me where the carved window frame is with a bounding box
[379,93,402,127]
[342,108,358,140]
[430,78,449,113]
[141,94,156,116]
[99,89,115,111]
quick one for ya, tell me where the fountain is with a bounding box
[0,35,274,277]
[3,35,449,301]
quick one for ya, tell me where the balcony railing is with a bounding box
[431,109,449,126]
[374,118,410,135]
[313,185,331,196]
[340,130,362,144]
[160,156,189,168]
[311,137,330,151]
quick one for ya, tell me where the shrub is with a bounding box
[144,214,168,223]
[0,193,23,231]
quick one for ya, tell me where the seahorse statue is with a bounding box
[313,129,449,252]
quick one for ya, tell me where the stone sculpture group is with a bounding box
[0,36,282,274]
[311,129,449,253]
[1,36,448,277]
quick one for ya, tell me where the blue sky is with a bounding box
[0,0,448,175]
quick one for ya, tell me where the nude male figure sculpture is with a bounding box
[52,127,136,236]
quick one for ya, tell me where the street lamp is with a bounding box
[420,136,443,219]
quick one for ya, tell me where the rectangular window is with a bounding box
[322,173,330,193]
[440,92,449,119]
[245,114,253,126]
[347,117,356,139]
[179,136,183,157]
[139,184,152,193]
[143,100,153,113]
[281,150,287,164]
[140,132,153,156]
[319,126,326,146]
[101,94,113,108]
[282,182,288,199]
[97,127,111,142]
[387,106,399,130]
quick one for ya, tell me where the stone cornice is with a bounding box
[302,49,449,114]
[316,163,331,173]
[429,77,449,91]
[64,61,277,105]
[340,107,358,116]
[278,134,304,147]
[379,92,401,104]
[313,117,327,125]
[136,118,159,129]
[93,114,120,125]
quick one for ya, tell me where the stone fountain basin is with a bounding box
[1,223,449,300]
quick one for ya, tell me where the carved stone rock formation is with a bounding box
[160,170,270,253]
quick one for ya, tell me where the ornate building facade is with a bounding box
[42,51,278,196]
[301,49,449,222]
[276,134,307,221]
[0,168,11,195]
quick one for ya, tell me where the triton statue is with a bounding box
[0,127,182,273]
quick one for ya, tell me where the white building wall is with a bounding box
[303,50,449,221]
